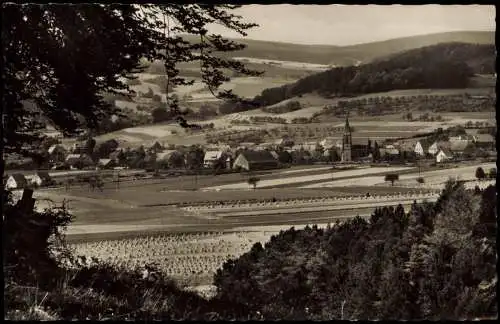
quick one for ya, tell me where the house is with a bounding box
[6,174,28,190]
[381,144,400,157]
[97,159,115,169]
[148,141,164,153]
[275,136,294,147]
[428,141,452,156]
[414,141,425,157]
[30,171,53,187]
[47,144,67,163]
[319,137,338,149]
[436,149,452,163]
[156,150,185,168]
[109,148,124,164]
[473,134,495,148]
[65,154,94,169]
[204,150,225,168]
[449,140,469,154]
[65,154,81,166]
[233,150,279,171]
[238,142,257,150]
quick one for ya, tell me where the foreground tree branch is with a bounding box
[1,3,262,155]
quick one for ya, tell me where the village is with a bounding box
[4,114,496,190]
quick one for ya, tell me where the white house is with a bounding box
[6,174,28,190]
[428,142,439,156]
[436,149,452,163]
[29,171,53,187]
[203,150,224,168]
[319,137,338,149]
[414,141,425,157]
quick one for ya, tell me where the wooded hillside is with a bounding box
[251,43,495,108]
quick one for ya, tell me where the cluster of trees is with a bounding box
[261,101,302,114]
[290,117,314,124]
[475,167,496,181]
[318,94,495,121]
[250,43,494,109]
[249,116,288,124]
[213,181,497,320]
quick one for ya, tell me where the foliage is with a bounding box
[247,176,260,190]
[475,167,486,180]
[261,100,302,114]
[2,3,262,154]
[384,173,399,186]
[488,168,496,179]
[214,182,497,320]
[3,189,74,289]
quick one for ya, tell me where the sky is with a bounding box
[206,5,495,46]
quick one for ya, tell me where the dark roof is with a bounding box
[240,150,278,164]
[10,173,28,185]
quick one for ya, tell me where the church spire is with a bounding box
[344,112,350,132]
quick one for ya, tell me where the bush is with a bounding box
[384,173,399,186]
[475,167,486,180]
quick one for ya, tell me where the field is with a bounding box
[302,163,496,189]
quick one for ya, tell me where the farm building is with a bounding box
[30,171,53,187]
[233,150,279,171]
[156,150,185,168]
[6,174,28,190]
[436,149,452,163]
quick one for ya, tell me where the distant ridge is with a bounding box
[181,30,494,66]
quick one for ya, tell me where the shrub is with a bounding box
[475,167,486,180]
[384,173,399,186]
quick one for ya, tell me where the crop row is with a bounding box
[182,191,439,212]
[70,232,271,279]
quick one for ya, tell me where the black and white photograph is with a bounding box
[2,3,496,320]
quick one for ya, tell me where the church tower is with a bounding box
[341,113,352,162]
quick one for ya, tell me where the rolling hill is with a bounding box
[176,31,494,66]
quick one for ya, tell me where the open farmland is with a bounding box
[204,166,415,190]
[302,163,496,189]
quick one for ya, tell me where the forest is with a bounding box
[250,43,495,108]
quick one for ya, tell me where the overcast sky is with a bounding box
[207,5,495,46]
